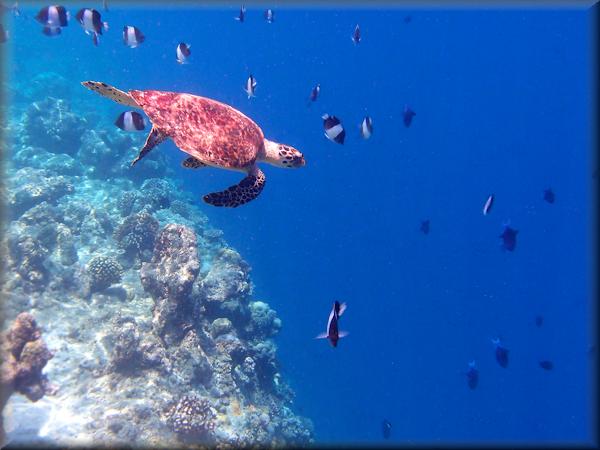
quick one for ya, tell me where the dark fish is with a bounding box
[351,24,360,44]
[176,42,191,64]
[76,8,108,35]
[483,194,494,215]
[499,225,518,252]
[264,8,274,23]
[535,315,543,327]
[360,116,373,139]
[235,5,246,22]
[0,23,7,43]
[123,25,144,47]
[403,105,416,127]
[539,360,554,371]
[492,338,509,368]
[322,114,345,144]
[115,111,145,131]
[315,300,348,347]
[465,360,478,390]
[244,74,257,98]
[382,419,392,439]
[35,5,69,28]
[420,219,429,235]
[308,83,320,103]
[543,188,555,204]
[42,25,61,36]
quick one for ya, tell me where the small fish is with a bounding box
[35,5,69,28]
[539,360,554,371]
[382,419,392,439]
[176,42,191,64]
[315,300,348,347]
[492,338,509,368]
[483,194,494,215]
[360,116,373,140]
[264,8,274,23]
[244,74,257,98]
[535,314,544,327]
[420,219,430,235]
[322,114,345,144]
[115,111,145,131]
[76,8,108,35]
[403,105,416,127]
[308,83,320,105]
[123,25,144,48]
[465,360,479,390]
[42,26,61,36]
[235,5,246,22]
[0,23,7,43]
[543,188,555,204]
[351,24,360,44]
[499,224,518,252]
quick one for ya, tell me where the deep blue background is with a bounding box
[4,4,595,444]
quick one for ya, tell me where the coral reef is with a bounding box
[1,73,313,448]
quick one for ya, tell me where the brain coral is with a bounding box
[113,211,159,256]
[86,255,123,293]
[166,394,216,439]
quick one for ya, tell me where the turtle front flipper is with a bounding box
[81,81,140,108]
[182,157,207,169]
[131,126,168,166]
[203,167,265,207]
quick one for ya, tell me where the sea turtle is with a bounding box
[81,81,305,207]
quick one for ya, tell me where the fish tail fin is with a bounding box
[81,81,140,108]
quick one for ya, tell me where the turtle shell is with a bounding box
[129,90,264,169]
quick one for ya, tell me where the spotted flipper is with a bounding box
[81,81,140,108]
[182,157,207,169]
[131,126,168,166]
[203,167,265,207]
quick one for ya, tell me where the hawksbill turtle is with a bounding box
[81,81,305,207]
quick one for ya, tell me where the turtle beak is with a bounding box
[293,154,306,168]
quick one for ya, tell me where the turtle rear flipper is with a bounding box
[81,81,140,108]
[131,126,168,166]
[203,167,265,207]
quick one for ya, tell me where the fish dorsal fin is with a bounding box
[338,302,347,316]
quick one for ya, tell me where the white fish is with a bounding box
[483,194,494,215]
[176,42,191,64]
[315,301,348,347]
[360,116,373,139]
[123,25,145,48]
[322,114,345,144]
[244,74,257,98]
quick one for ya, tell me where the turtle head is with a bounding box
[263,139,305,169]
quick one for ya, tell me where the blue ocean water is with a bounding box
[2,3,596,445]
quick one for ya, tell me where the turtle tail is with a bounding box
[81,81,140,108]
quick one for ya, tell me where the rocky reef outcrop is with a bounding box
[1,72,313,447]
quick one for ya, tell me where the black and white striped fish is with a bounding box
[244,74,257,98]
[264,8,274,23]
[76,8,108,46]
[123,25,144,48]
[315,301,348,348]
[35,5,69,35]
[176,42,191,64]
[235,5,246,22]
[115,111,145,131]
[351,24,360,44]
[322,114,345,144]
[360,116,373,139]
[309,83,320,102]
